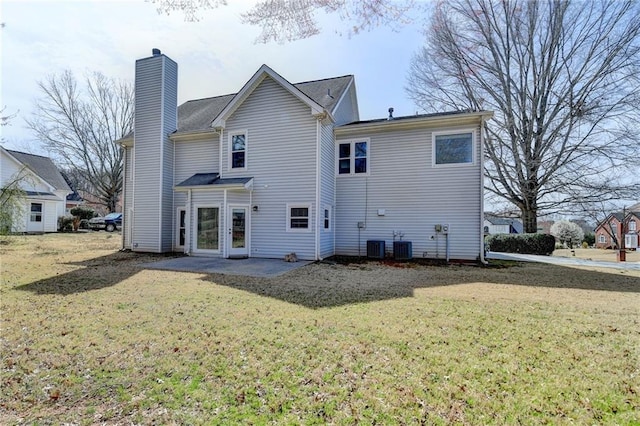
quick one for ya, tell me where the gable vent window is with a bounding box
[337,139,369,176]
[230,132,247,169]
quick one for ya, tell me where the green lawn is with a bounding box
[1,233,639,424]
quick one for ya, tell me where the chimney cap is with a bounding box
[152,48,161,56]
[388,107,394,120]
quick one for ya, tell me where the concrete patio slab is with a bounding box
[142,256,313,278]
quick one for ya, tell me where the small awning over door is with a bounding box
[174,173,253,190]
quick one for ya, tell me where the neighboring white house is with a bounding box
[118,49,493,261]
[484,213,523,235]
[0,147,71,233]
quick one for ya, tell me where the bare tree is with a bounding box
[26,71,134,213]
[150,0,416,43]
[1,106,19,129]
[0,167,32,234]
[407,0,640,232]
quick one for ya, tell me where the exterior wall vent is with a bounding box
[367,240,385,259]
[393,241,412,260]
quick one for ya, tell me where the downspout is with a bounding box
[219,130,223,178]
[120,144,127,250]
[315,118,321,260]
[479,117,488,265]
[223,188,228,258]
[185,189,192,255]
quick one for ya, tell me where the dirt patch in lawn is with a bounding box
[1,233,639,424]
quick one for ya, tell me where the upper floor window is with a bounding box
[629,220,637,231]
[433,131,474,166]
[230,132,247,170]
[599,234,606,243]
[337,139,369,175]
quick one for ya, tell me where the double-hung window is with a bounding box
[287,204,311,232]
[30,203,43,222]
[433,131,474,166]
[337,139,369,175]
[230,131,247,170]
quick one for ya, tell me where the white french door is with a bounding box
[227,205,249,258]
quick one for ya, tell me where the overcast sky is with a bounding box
[1,0,429,154]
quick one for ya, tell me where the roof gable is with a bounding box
[3,148,70,192]
[211,65,331,129]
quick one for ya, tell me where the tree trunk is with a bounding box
[521,208,538,234]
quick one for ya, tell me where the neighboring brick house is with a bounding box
[595,211,640,250]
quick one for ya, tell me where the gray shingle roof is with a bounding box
[294,75,352,113]
[177,94,236,133]
[6,150,71,191]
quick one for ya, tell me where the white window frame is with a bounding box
[193,204,221,254]
[629,220,637,231]
[432,129,476,167]
[30,203,43,223]
[336,138,370,176]
[228,130,248,171]
[598,234,606,243]
[286,203,312,233]
[323,205,331,232]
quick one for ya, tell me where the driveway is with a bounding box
[143,256,313,278]
[487,252,640,271]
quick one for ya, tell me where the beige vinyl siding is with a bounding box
[223,76,318,260]
[132,54,177,252]
[319,121,336,258]
[335,125,482,260]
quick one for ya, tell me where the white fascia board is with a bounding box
[169,130,220,142]
[210,64,328,128]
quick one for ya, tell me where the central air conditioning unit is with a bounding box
[366,240,385,259]
[393,241,412,260]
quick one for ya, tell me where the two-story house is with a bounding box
[595,210,640,250]
[118,49,492,261]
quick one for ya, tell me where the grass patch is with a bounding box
[1,233,639,424]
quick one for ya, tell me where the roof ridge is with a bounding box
[293,74,353,85]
